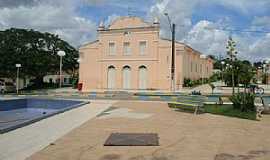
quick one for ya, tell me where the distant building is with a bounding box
[79,17,213,91]
[43,72,72,85]
[256,69,263,84]
[0,77,31,89]
[256,68,270,84]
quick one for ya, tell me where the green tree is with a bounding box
[0,28,78,84]
[226,36,238,95]
[224,60,255,90]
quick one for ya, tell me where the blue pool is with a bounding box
[0,98,89,134]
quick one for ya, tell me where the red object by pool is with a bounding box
[78,83,83,91]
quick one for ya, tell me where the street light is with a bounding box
[57,50,66,88]
[164,12,176,92]
[221,61,225,84]
[200,55,207,84]
[15,64,21,94]
[74,58,80,77]
[264,60,270,88]
[236,66,240,93]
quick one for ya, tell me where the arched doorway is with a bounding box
[139,66,147,89]
[107,66,116,89]
[122,66,131,89]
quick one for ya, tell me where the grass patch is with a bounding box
[168,103,204,114]
[204,104,256,120]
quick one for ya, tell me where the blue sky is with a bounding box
[77,0,155,21]
[79,0,269,32]
[0,0,269,61]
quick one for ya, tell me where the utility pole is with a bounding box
[164,13,176,92]
[171,23,176,92]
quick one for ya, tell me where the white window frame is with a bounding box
[123,42,131,55]
[108,42,116,55]
[139,41,147,55]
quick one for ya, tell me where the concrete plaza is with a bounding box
[27,101,270,160]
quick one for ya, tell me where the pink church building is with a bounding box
[79,17,213,92]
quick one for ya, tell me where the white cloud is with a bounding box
[252,16,270,28]
[217,0,270,14]
[80,0,106,6]
[0,0,38,8]
[0,0,269,61]
[148,0,195,40]
[248,33,270,61]
[0,0,97,47]
[184,20,228,56]
[148,0,270,61]
[184,20,270,61]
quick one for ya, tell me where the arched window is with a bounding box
[139,66,147,89]
[107,66,116,89]
[122,66,131,89]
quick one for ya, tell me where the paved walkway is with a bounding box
[0,100,116,160]
[28,101,270,160]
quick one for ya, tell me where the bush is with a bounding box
[183,78,210,87]
[183,78,193,87]
[22,82,58,90]
[72,78,78,89]
[229,93,255,112]
[209,73,220,82]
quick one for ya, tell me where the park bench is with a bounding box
[168,95,207,115]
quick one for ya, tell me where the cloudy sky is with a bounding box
[0,0,270,61]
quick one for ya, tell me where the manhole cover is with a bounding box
[104,133,159,146]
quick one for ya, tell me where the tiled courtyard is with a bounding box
[27,101,270,160]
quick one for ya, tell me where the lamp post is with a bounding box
[258,66,262,84]
[221,61,225,84]
[200,55,207,84]
[57,51,66,88]
[265,60,270,89]
[76,58,80,77]
[236,66,240,93]
[164,12,176,92]
[15,64,21,94]
[225,63,230,86]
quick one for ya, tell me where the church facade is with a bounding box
[79,17,213,91]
